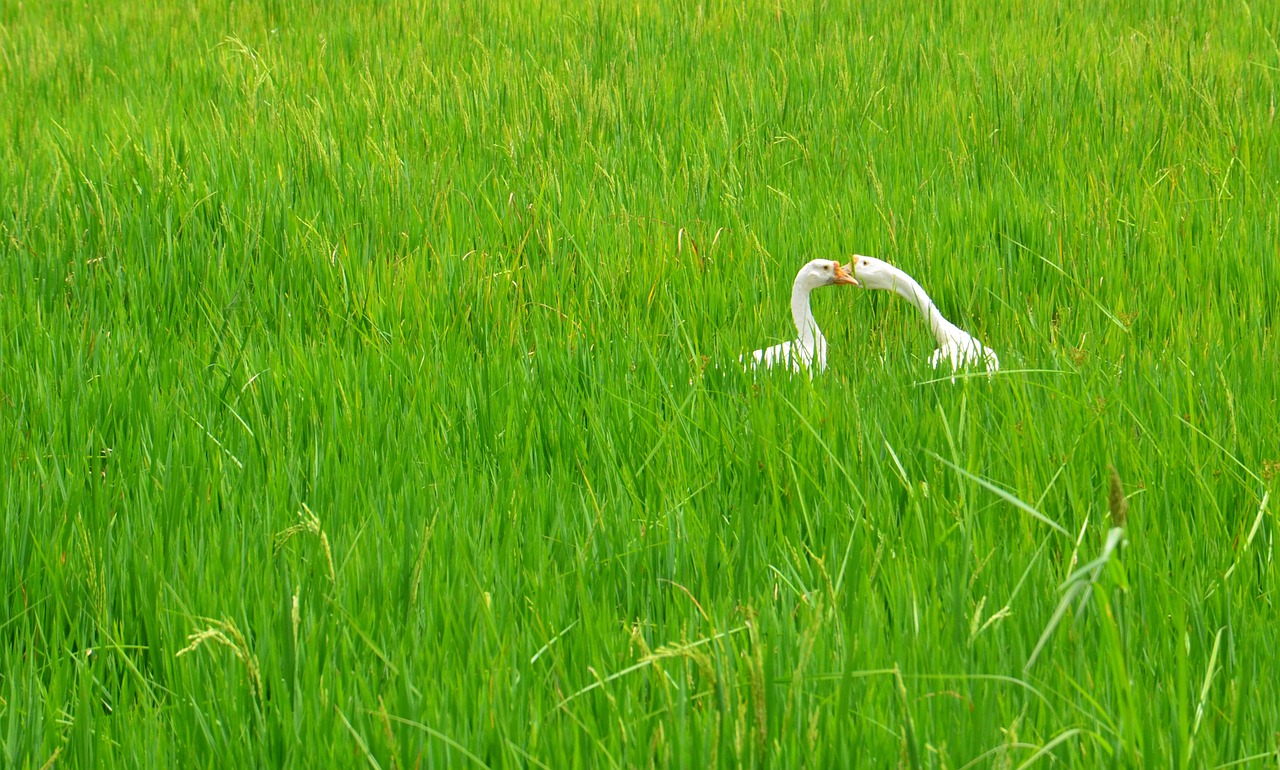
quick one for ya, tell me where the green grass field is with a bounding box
[3,0,1279,766]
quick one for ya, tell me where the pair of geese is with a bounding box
[742,255,1000,376]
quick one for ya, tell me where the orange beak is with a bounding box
[833,262,859,286]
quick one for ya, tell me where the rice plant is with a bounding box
[2,1,1277,766]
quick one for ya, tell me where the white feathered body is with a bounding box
[851,255,1000,376]
[740,260,851,377]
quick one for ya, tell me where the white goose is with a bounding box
[847,255,1000,373]
[741,259,859,375]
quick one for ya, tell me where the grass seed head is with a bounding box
[1108,465,1129,528]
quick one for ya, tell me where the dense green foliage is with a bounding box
[3,0,1278,766]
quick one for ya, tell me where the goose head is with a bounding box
[845,255,899,291]
[796,259,859,291]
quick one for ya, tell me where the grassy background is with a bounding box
[3,0,1279,766]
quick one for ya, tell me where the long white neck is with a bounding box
[884,265,953,346]
[791,277,826,366]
